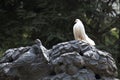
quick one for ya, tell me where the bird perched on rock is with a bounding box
[73,19,95,45]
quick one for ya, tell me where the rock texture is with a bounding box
[0,39,119,80]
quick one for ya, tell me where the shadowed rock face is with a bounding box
[0,39,118,80]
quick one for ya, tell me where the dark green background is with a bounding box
[0,0,119,79]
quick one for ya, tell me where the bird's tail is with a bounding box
[85,35,95,45]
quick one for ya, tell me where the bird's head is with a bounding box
[75,19,81,23]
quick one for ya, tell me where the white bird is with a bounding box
[73,19,95,45]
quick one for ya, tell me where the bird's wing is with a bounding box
[73,23,86,40]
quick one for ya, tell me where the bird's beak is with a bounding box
[75,19,79,23]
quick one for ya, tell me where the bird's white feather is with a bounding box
[73,19,95,45]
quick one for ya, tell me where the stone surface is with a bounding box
[0,39,119,80]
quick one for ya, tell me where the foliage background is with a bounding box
[0,0,119,79]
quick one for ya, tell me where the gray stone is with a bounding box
[0,39,119,80]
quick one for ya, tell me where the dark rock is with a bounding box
[0,39,119,80]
